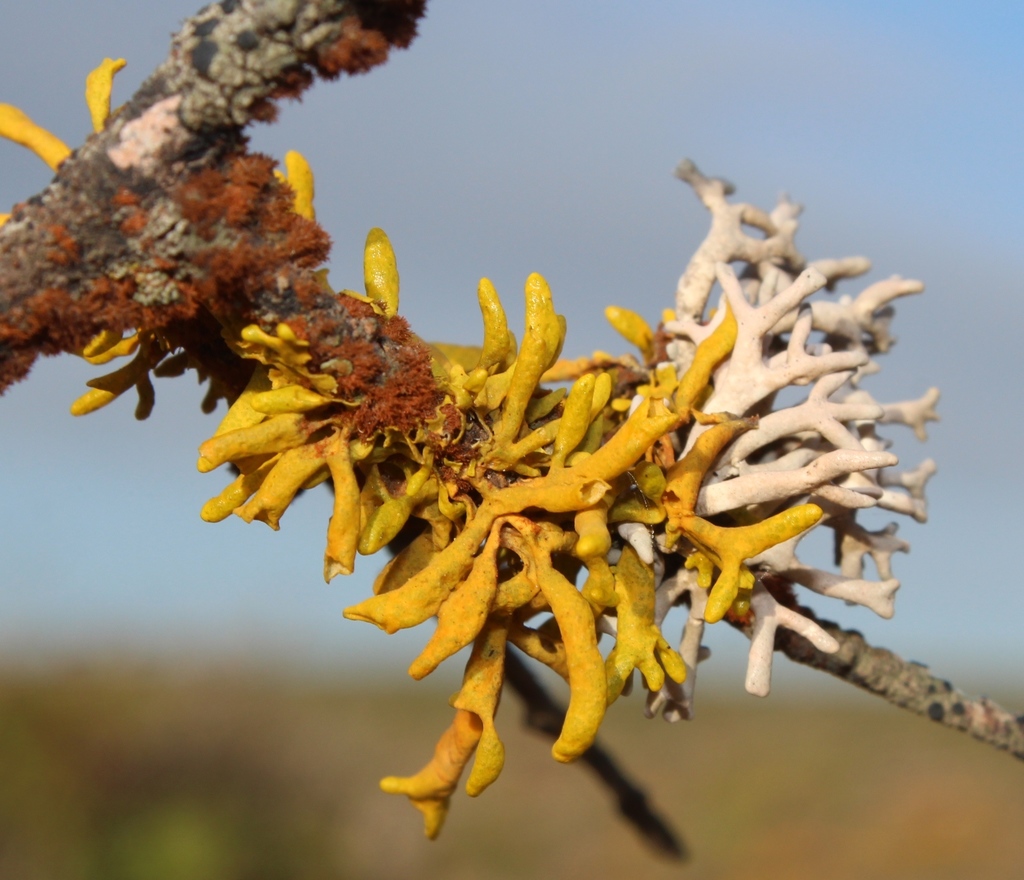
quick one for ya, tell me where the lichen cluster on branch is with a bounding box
[0,41,941,842]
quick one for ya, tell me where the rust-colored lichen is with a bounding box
[118,210,148,237]
[352,338,440,435]
[44,224,79,266]
[314,1,430,81]
[177,154,297,236]
[170,152,438,436]
[110,187,140,208]
[316,17,392,78]
[267,66,314,102]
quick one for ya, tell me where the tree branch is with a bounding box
[0,0,436,435]
[745,577,1024,760]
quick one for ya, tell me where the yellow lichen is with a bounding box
[282,150,315,220]
[605,305,655,363]
[84,57,126,132]
[0,103,71,171]
[663,418,823,622]
[5,51,863,843]
[605,544,686,703]
[379,709,482,839]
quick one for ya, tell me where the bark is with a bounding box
[740,578,1024,760]
[0,0,436,434]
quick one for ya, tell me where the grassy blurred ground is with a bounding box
[0,661,1021,880]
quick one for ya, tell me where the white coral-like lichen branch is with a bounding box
[643,159,938,708]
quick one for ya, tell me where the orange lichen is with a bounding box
[316,17,396,78]
[44,224,80,266]
[118,210,148,237]
[110,187,140,208]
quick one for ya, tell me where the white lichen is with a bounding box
[644,160,937,711]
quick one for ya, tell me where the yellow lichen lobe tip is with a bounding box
[85,57,126,132]
[364,228,399,317]
[0,104,71,171]
[605,305,655,363]
[475,278,511,371]
[283,150,315,220]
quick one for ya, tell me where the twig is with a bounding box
[504,648,687,860]
[743,578,1024,760]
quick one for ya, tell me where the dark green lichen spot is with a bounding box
[927,702,944,722]
[220,0,238,12]
[192,40,219,77]
[195,18,219,37]
[236,30,259,51]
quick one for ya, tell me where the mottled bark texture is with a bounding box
[743,577,1024,760]
[0,0,436,434]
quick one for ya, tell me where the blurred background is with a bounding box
[0,1,1022,877]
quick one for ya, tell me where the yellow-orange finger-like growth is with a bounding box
[475,277,511,372]
[234,442,326,529]
[550,372,597,469]
[372,529,438,596]
[574,500,618,608]
[452,615,510,797]
[494,274,563,446]
[408,526,502,680]
[324,430,361,580]
[523,387,565,424]
[283,150,315,220]
[236,323,337,395]
[466,399,675,526]
[573,500,612,561]
[344,508,498,633]
[69,336,160,419]
[84,57,126,132]
[673,301,738,414]
[682,505,823,623]
[631,460,666,501]
[197,412,308,471]
[248,384,331,415]
[0,103,71,170]
[196,366,272,471]
[200,456,278,523]
[492,570,539,614]
[569,397,680,486]
[527,541,606,763]
[508,615,569,681]
[358,460,436,556]
[380,709,482,839]
[363,227,399,317]
[81,329,139,364]
[605,544,686,703]
[662,415,823,621]
[605,305,655,363]
[663,417,756,515]
[500,419,563,473]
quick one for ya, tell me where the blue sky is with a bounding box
[0,1,1021,697]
